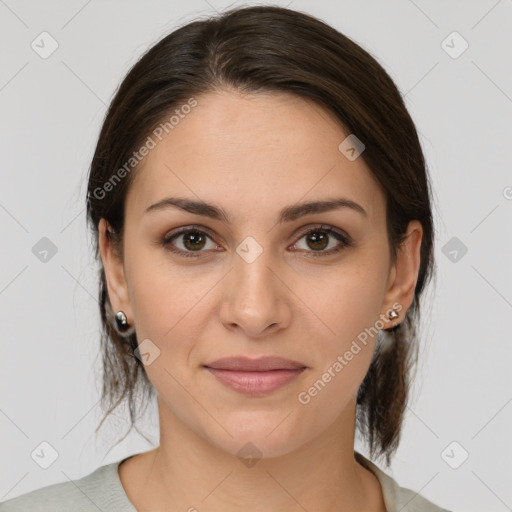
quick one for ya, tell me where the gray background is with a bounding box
[1,0,511,510]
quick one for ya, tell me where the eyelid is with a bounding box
[163,223,350,242]
[163,224,219,244]
[162,223,352,257]
[291,224,352,257]
[294,223,350,241]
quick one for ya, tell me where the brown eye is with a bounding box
[305,230,329,250]
[161,224,351,259]
[162,227,217,257]
[180,231,207,251]
[292,225,352,257]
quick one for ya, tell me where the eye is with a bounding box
[162,225,218,258]
[291,224,352,257]
[161,224,352,258]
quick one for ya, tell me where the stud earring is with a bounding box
[384,308,401,332]
[388,309,399,320]
[115,311,130,332]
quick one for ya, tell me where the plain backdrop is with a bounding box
[1,1,511,510]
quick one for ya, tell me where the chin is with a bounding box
[213,434,303,462]
[201,415,311,462]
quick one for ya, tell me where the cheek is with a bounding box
[296,262,386,357]
[126,244,212,338]
[122,262,208,405]
[126,256,216,395]
[291,256,389,409]
[293,274,382,419]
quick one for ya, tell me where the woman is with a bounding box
[0,5,451,511]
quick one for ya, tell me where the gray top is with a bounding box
[0,451,452,511]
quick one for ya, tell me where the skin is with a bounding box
[99,88,422,512]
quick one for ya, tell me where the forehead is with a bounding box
[125,89,385,224]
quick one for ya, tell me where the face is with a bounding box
[99,89,422,459]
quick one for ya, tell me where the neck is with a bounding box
[120,395,386,512]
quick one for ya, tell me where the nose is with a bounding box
[219,250,292,339]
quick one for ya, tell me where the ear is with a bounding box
[381,220,423,328]
[98,218,133,324]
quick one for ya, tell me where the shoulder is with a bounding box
[0,478,91,512]
[0,459,135,512]
[355,451,453,512]
[387,477,453,512]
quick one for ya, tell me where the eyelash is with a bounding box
[161,224,352,259]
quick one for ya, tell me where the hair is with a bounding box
[86,5,436,467]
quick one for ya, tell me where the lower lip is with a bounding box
[204,367,306,395]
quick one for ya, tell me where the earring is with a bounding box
[384,308,401,332]
[115,311,130,331]
[388,309,399,320]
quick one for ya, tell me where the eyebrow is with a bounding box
[144,196,367,223]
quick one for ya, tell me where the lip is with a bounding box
[204,356,306,371]
[204,367,306,395]
[203,356,307,396]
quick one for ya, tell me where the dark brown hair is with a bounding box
[86,5,436,467]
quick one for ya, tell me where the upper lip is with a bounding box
[204,356,307,371]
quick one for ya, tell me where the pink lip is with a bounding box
[204,367,306,395]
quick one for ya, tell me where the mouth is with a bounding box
[204,356,307,372]
[202,356,307,396]
[203,367,306,395]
